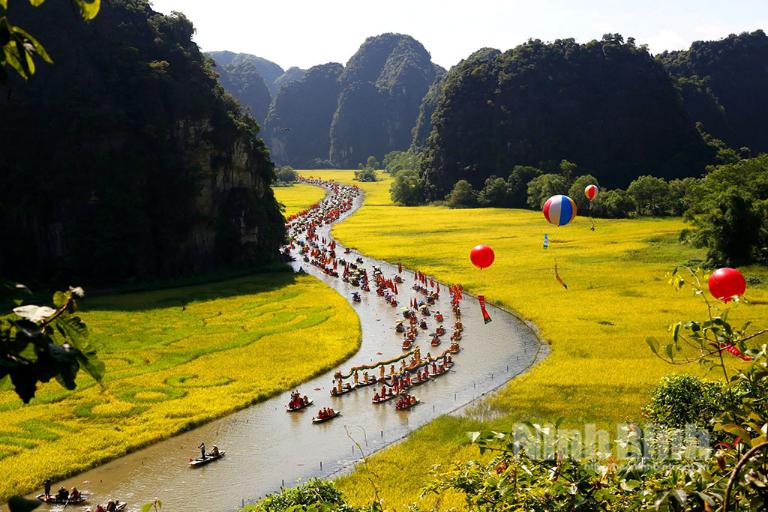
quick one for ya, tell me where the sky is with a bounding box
[150,0,768,70]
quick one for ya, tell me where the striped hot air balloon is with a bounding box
[543,195,577,226]
[585,184,599,201]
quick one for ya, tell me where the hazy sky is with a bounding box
[150,0,768,70]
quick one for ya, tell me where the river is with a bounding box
[31,184,546,512]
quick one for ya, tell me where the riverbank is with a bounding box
[294,170,768,510]
[0,271,361,502]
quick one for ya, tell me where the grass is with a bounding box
[275,182,327,217]
[296,170,768,510]
[0,271,361,501]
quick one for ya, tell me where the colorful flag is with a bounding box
[478,295,492,324]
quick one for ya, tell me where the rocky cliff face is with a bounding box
[0,0,284,285]
[215,60,273,122]
[329,33,444,166]
[264,63,344,167]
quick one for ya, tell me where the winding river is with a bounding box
[33,184,547,512]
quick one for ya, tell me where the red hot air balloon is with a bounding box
[470,244,495,269]
[708,267,746,302]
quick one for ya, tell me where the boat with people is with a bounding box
[189,449,225,468]
[395,394,420,410]
[436,326,446,336]
[431,336,441,347]
[352,292,361,303]
[37,492,88,506]
[312,408,341,423]
[89,500,128,512]
[330,382,356,396]
[372,388,398,403]
[287,391,313,412]
[395,321,405,333]
[434,312,444,322]
[402,339,413,350]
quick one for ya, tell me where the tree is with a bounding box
[627,175,672,216]
[1,0,100,83]
[275,166,297,184]
[689,190,765,265]
[590,189,635,218]
[365,155,379,170]
[568,174,599,213]
[506,165,542,208]
[382,150,420,174]
[445,180,478,208]
[526,173,569,209]
[354,168,377,182]
[668,177,697,216]
[390,169,425,206]
[478,176,511,207]
[684,155,768,264]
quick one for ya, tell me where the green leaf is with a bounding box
[27,0,46,6]
[140,504,153,512]
[646,337,659,354]
[664,344,674,361]
[74,0,100,20]
[11,25,52,64]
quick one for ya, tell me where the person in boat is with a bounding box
[373,391,380,401]
[56,487,69,502]
[198,442,206,459]
[410,395,417,405]
[43,478,52,497]
[70,487,81,501]
[211,445,220,457]
[106,501,116,512]
[303,395,309,404]
[95,505,105,512]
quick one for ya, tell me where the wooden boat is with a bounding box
[93,502,127,512]
[189,451,225,467]
[352,293,361,303]
[37,494,88,505]
[431,336,441,347]
[355,376,378,388]
[435,313,444,322]
[286,398,314,412]
[402,339,413,351]
[395,322,405,333]
[411,374,430,386]
[436,326,446,336]
[419,320,428,330]
[396,398,420,411]
[312,410,341,423]
[449,343,461,354]
[330,384,356,396]
[372,392,397,403]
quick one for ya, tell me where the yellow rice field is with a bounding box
[0,272,360,501]
[298,170,768,510]
[275,183,327,217]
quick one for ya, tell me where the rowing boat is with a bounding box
[330,384,356,396]
[372,392,397,404]
[312,411,341,423]
[36,494,88,505]
[189,451,225,467]
[286,398,314,412]
[396,398,420,411]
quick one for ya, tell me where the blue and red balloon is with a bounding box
[543,195,577,226]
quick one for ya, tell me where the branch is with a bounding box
[723,441,768,512]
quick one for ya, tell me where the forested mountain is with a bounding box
[0,0,285,285]
[207,51,285,97]
[329,34,445,166]
[410,71,447,149]
[216,59,272,122]
[420,35,713,198]
[658,30,768,154]
[264,63,344,167]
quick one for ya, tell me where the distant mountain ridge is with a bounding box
[262,33,444,167]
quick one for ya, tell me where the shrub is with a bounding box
[275,166,297,184]
[445,180,478,208]
[354,169,377,182]
[642,374,728,429]
[390,169,425,206]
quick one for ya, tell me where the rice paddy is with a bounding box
[0,271,360,501]
[275,183,327,217]
[296,170,768,510]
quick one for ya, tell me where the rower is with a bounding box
[198,442,206,459]
[211,445,220,457]
[43,478,52,497]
